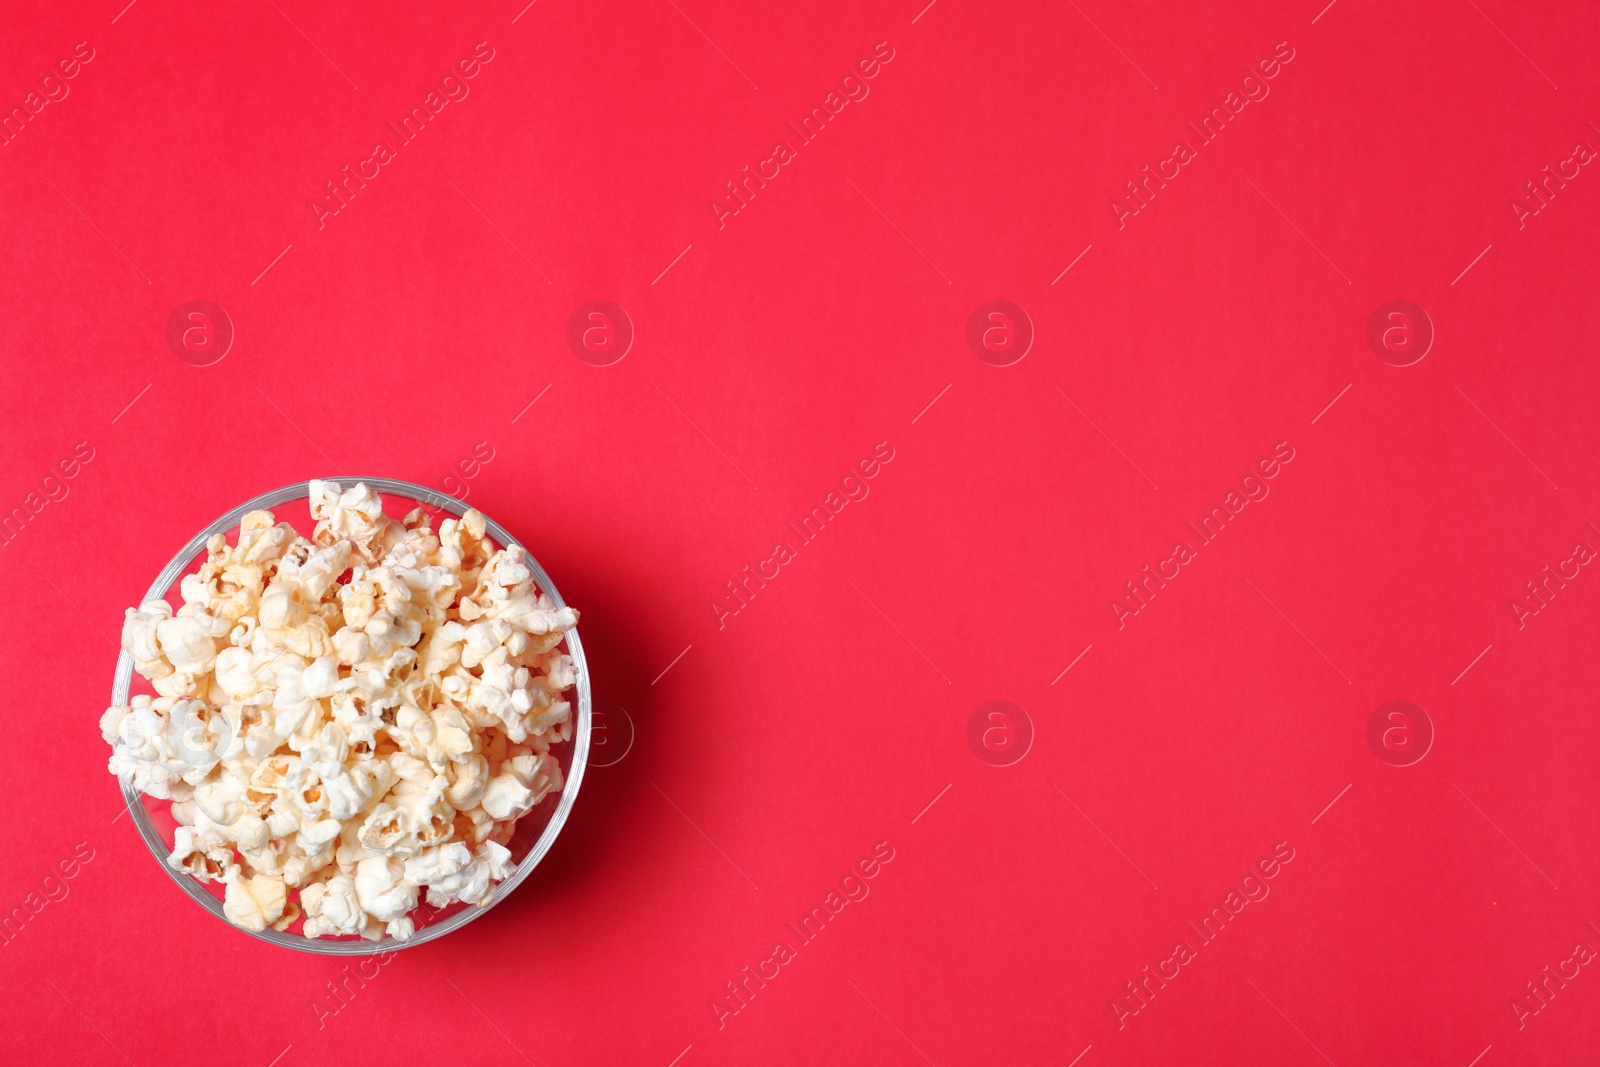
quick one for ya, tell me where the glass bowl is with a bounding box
[110,476,590,954]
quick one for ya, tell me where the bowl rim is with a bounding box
[111,476,591,955]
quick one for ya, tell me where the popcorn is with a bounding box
[445,755,488,810]
[481,770,534,821]
[301,872,377,939]
[169,825,239,883]
[353,856,418,923]
[121,601,175,680]
[102,482,579,941]
[419,842,514,909]
[223,873,288,932]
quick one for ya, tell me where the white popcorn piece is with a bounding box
[280,847,319,888]
[193,775,270,852]
[299,817,342,848]
[223,873,288,932]
[301,655,341,701]
[445,755,489,810]
[460,804,495,845]
[168,825,239,883]
[355,803,412,856]
[481,751,563,821]
[403,842,471,888]
[272,899,302,932]
[214,646,263,702]
[301,872,376,939]
[104,482,579,939]
[481,771,534,822]
[354,856,418,925]
[421,841,515,909]
[121,601,176,682]
[321,760,386,822]
[156,613,224,675]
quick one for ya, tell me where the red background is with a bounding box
[3,1,1599,1064]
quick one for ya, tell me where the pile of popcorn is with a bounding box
[100,480,578,940]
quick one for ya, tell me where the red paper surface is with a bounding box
[3,1,1599,1064]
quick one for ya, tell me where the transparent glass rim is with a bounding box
[110,476,591,955]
